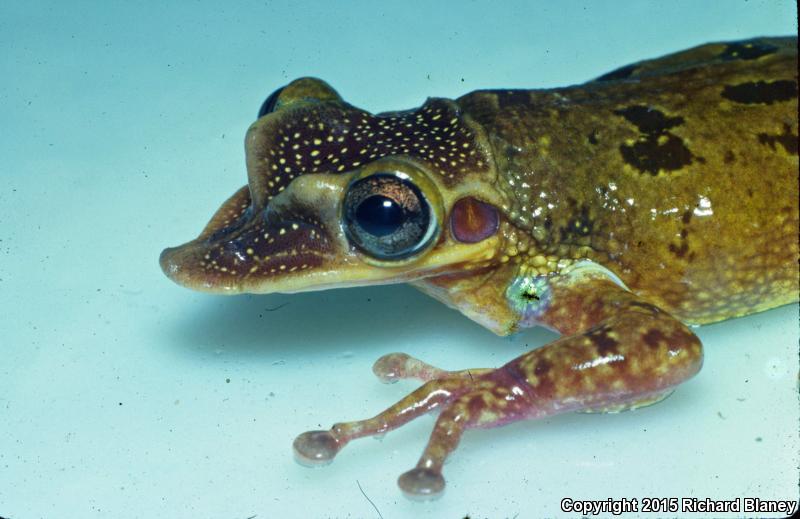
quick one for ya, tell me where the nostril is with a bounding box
[206,204,254,243]
[207,224,238,243]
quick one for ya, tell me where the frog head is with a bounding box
[160,78,516,331]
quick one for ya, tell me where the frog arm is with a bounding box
[293,273,703,500]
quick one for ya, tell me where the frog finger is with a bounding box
[292,375,471,467]
[372,352,492,383]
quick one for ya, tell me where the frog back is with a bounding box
[457,37,798,324]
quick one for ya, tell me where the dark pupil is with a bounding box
[356,195,404,237]
[343,173,433,260]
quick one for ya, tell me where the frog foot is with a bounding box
[293,353,512,499]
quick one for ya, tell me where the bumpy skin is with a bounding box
[452,36,798,329]
[160,37,799,499]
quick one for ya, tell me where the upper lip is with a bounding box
[160,204,336,293]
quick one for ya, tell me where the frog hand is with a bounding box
[292,274,703,499]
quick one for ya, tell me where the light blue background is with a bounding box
[1,1,797,518]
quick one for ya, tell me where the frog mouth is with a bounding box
[159,184,346,294]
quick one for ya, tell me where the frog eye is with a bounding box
[343,174,436,260]
[257,86,284,118]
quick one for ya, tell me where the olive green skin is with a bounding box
[452,36,798,328]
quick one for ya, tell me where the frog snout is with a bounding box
[159,196,340,294]
[159,243,210,290]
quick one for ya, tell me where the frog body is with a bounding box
[161,37,798,499]
[452,36,798,330]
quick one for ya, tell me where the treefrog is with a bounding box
[160,37,798,499]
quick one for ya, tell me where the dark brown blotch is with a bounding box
[668,241,689,259]
[585,324,619,356]
[466,393,486,418]
[719,41,779,61]
[614,106,685,134]
[619,134,694,175]
[642,329,668,349]
[723,150,736,164]
[533,358,553,377]
[721,80,797,105]
[614,106,697,175]
[757,123,799,155]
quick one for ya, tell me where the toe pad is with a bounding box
[398,468,445,500]
[293,430,341,467]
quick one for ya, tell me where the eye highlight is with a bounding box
[344,174,436,260]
